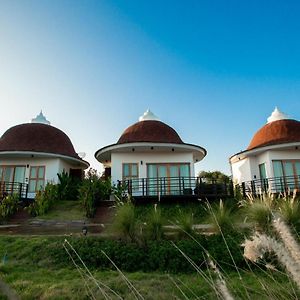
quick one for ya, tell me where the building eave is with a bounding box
[0,150,90,169]
[95,142,206,165]
[229,142,300,164]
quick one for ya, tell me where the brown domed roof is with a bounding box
[247,119,300,150]
[117,120,184,144]
[0,123,80,159]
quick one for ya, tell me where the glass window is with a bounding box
[0,165,26,184]
[3,167,13,182]
[123,163,138,179]
[259,163,267,179]
[147,165,157,178]
[29,166,45,193]
[123,164,129,177]
[131,164,138,177]
[29,180,36,192]
[273,161,284,177]
[295,162,300,176]
[14,167,26,183]
[38,167,45,178]
[123,163,139,191]
[30,167,37,178]
[180,165,190,177]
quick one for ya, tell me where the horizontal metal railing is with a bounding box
[0,181,28,200]
[121,177,233,198]
[239,175,300,197]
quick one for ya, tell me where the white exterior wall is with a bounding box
[111,152,195,185]
[0,157,82,198]
[231,157,256,184]
[231,149,300,184]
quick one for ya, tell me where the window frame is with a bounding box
[0,165,26,183]
[122,163,139,181]
[29,166,46,192]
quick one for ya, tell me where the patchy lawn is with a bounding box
[0,236,299,299]
[33,200,86,221]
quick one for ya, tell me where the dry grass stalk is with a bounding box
[243,233,300,289]
[101,250,144,300]
[273,218,300,266]
[207,256,234,300]
[63,239,123,300]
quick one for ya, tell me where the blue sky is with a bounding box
[0,0,300,175]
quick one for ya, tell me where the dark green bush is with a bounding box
[57,171,81,200]
[50,233,246,273]
[78,169,111,217]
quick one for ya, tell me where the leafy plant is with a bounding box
[112,202,137,242]
[0,194,19,222]
[198,170,230,184]
[206,200,235,234]
[57,171,80,200]
[278,192,300,232]
[240,193,275,233]
[27,183,58,216]
[175,209,195,238]
[78,169,111,217]
[145,204,164,241]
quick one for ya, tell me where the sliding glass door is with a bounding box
[0,166,26,183]
[147,163,190,195]
[272,160,300,191]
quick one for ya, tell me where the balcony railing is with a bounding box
[238,175,300,197]
[0,181,29,200]
[121,177,234,199]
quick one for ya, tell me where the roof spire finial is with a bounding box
[31,111,51,125]
[139,109,160,122]
[267,107,289,123]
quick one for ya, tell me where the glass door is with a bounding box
[169,165,179,195]
[147,164,157,195]
[283,162,296,190]
[259,163,267,179]
[158,166,167,195]
[14,167,26,183]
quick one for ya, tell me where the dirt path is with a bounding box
[0,206,116,236]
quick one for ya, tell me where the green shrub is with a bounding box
[206,200,235,234]
[112,203,137,242]
[0,194,19,221]
[175,209,195,238]
[78,169,111,217]
[57,171,80,200]
[240,194,275,233]
[27,183,58,216]
[145,205,164,241]
[278,194,300,232]
[50,233,246,273]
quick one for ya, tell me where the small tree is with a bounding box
[198,170,230,184]
[78,168,111,218]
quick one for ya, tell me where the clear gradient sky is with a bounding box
[1,0,300,175]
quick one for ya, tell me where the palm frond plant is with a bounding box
[206,200,235,234]
[175,209,195,238]
[240,193,275,233]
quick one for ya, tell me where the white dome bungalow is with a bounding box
[95,110,223,200]
[0,112,89,199]
[230,108,300,195]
